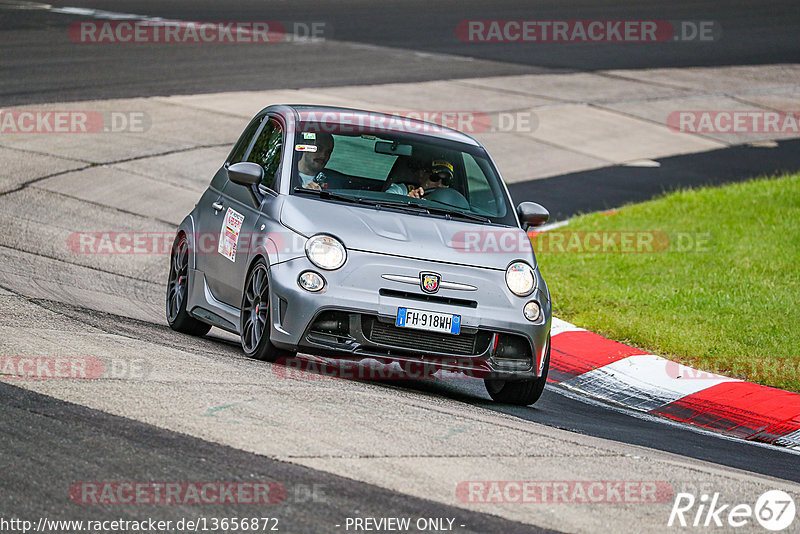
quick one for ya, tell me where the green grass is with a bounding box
[536,173,800,392]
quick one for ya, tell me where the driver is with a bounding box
[386,158,454,198]
[411,159,454,198]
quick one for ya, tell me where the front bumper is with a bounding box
[268,251,551,379]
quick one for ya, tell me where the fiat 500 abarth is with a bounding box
[166,105,552,405]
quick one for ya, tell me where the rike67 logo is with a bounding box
[669,490,796,531]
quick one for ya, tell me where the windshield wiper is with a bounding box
[368,199,433,214]
[294,188,430,214]
[371,199,491,223]
[422,205,491,223]
[292,187,366,203]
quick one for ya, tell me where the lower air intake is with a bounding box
[364,318,479,356]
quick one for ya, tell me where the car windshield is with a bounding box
[290,120,516,226]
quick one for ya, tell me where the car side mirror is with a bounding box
[517,202,550,230]
[227,162,263,186]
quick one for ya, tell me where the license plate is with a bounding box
[395,307,461,335]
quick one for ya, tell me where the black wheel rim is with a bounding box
[242,265,269,353]
[167,237,188,323]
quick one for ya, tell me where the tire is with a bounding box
[484,335,550,406]
[240,258,292,361]
[166,233,212,336]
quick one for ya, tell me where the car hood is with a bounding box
[280,195,535,271]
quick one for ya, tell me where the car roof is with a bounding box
[262,104,481,147]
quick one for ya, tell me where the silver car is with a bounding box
[166,105,552,405]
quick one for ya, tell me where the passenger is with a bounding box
[298,133,335,190]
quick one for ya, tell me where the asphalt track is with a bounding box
[5,293,800,484]
[2,0,799,105]
[509,138,800,220]
[1,2,799,532]
[0,381,552,533]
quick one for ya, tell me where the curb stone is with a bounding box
[549,317,800,449]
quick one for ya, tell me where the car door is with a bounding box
[193,114,265,304]
[203,115,285,307]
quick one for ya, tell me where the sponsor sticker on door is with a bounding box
[218,208,245,262]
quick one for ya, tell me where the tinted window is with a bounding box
[228,116,264,164]
[246,119,283,191]
[463,152,501,217]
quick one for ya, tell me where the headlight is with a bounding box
[523,301,541,322]
[305,234,346,270]
[298,271,325,292]
[505,261,535,296]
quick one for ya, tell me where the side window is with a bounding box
[462,153,504,217]
[247,119,283,191]
[228,116,264,164]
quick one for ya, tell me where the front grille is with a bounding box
[379,288,478,308]
[363,317,480,356]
